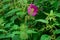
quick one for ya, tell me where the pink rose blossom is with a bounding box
[28,4,38,16]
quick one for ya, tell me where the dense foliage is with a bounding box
[0,0,60,40]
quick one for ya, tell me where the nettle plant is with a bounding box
[0,0,60,40]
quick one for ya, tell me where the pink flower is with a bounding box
[28,4,38,16]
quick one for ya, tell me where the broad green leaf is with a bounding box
[35,19,48,23]
[40,34,51,40]
[53,29,60,34]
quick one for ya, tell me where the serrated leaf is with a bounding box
[35,19,48,23]
[53,29,60,34]
[40,34,51,40]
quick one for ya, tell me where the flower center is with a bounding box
[30,8,34,15]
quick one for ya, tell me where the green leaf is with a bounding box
[54,13,60,17]
[16,12,26,17]
[40,34,51,40]
[12,35,20,40]
[3,4,10,10]
[53,29,60,34]
[50,10,54,16]
[35,19,48,23]
[12,31,20,35]
[5,9,20,17]
[10,25,19,30]
[0,4,10,12]
[27,30,37,34]
[0,29,7,32]
[3,0,11,3]
[5,21,14,28]
[0,17,4,24]
[20,32,28,40]
[0,34,8,39]
[23,0,27,4]
[53,1,60,9]
[10,15,18,21]
[56,36,60,40]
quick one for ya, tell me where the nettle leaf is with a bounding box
[53,29,60,34]
[35,19,48,23]
[27,30,37,34]
[54,13,60,17]
[56,36,60,40]
[40,34,51,40]
[5,9,20,17]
